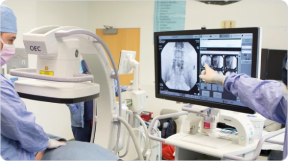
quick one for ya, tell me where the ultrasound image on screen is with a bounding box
[225,56,237,69]
[212,56,224,68]
[161,42,198,91]
[201,55,211,67]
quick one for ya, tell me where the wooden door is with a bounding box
[96,28,140,86]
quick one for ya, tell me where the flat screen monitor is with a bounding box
[266,49,287,80]
[154,28,261,114]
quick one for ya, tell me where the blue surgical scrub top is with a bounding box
[1,74,49,160]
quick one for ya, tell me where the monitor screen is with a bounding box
[154,28,261,114]
[266,49,287,80]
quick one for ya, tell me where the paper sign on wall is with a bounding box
[221,20,236,28]
[154,1,186,32]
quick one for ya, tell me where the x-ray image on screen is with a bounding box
[225,56,237,69]
[212,56,224,68]
[161,42,198,91]
[201,55,211,67]
[225,71,237,76]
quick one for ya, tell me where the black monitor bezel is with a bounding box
[154,28,260,114]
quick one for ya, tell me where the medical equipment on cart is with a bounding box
[154,27,262,114]
[10,26,144,160]
[148,27,285,160]
[148,105,285,160]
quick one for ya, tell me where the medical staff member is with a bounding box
[66,60,129,142]
[199,55,287,159]
[0,5,65,160]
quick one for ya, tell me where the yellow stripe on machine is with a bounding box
[40,71,54,76]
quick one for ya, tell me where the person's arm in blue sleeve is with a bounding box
[1,77,49,152]
[199,64,286,124]
[66,102,85,128]
[224,74,286,124]
[66,103,80,112]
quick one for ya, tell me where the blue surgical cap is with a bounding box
[0,5,17,34]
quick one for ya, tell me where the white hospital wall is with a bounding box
[87,1,287,129]
[185,1,287,49]
[2,1,90,139]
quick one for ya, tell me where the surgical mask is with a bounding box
[282,83,288,100]
[1,39,15,66]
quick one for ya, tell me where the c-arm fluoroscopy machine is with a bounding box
[10,26,145,160]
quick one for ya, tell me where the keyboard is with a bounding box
[180,134,232,149]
